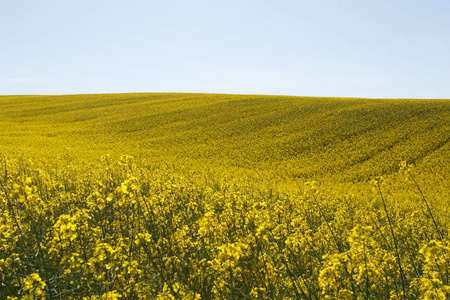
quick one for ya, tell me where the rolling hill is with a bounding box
[2,93,450,299]
[1,93,450,183]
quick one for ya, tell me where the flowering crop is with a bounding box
[1,93,450,298]
[0,156,449,299]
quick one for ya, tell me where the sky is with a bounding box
[1,0,450,98]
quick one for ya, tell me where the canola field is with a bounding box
[1,93,450,299]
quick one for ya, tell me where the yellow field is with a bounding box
[1,93,450,299]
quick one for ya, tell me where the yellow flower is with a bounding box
[21,273,46,299]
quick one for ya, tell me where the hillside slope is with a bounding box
[1,93,450,182]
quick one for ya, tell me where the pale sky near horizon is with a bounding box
[1,0,449,98]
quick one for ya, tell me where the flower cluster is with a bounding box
[0,156,449,299]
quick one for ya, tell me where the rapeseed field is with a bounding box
[1,93,450,299]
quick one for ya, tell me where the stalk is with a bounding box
[408,172,443,241]
[376,181,407,300]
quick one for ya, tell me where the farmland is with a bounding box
[1,93,450,299]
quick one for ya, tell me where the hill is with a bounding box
[1,93,450,183]
[2,93,450,298]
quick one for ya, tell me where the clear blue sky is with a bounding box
[1,0,449,98]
